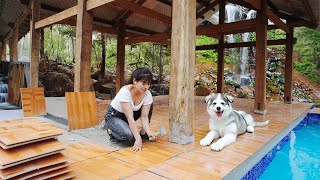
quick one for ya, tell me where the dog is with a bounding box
[200,93,269,151]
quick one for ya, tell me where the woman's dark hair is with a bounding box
[129,67,152,84]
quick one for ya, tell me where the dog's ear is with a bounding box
[226,95,234,103]
[204,93,213,103]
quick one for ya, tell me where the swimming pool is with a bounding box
[242,113,320,179]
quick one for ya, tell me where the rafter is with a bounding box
[245,0,290,33]
[301,0,316,22]
[35,0,115,30]
[111,0,171,24]
[196,0,221,19]
[113,0,147,26]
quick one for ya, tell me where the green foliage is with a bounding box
[315,102,320,108]
[294,27,320,84]
[196,36,218,63]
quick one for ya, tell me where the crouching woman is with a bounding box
[104,67,156,151]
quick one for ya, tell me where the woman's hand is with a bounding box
[147,132,157,141]
[131,139,142,152]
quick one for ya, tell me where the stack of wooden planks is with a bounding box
[0,118,75,179]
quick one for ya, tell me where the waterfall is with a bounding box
[18,32,30,62]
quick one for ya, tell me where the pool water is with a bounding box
[243,113,320,180]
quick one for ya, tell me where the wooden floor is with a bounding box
[64,96,313,179]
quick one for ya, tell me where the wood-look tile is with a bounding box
[20,88,47,117]
[66,92,98,130]
[0,153,67,180]
[28,166,72,180]
[0,118,65,148]
[70,155,142,179]
[125,170,168,180]
[0,139,66,168]
[62,142,115,164]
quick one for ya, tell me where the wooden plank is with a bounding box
[0,139,66,168]
[20,88,47,117]
[74,0,93,92]
[0,153,67,180]
[62,142,115,164]
[7,64,25,106]
[0,136,60,150]
[169,0,196,144]
[10,162,69,180]
[70,155,141,179]
[109,141,183,168]
[65,92,98,130]
[28,166,72,180]
[112,0,172,24]
[124,33,171,44]
[45,171,76,180]
[35,0,115,30]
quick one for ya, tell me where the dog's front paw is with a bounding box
[200,138,212,146]
[211,142,224,151]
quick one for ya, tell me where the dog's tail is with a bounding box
[254,120,269,127]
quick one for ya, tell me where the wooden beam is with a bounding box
[156,0,172,6]
[301,0,316,23]
[196,0,221,19]
[197,19,256,36]
[30,0,41,87]
[254,0,267,114]
[284,27,294,103]
[113,0,147,26]
[112,0,172,24]
[217,0,225,93]
[124,33,171,44]
[0,43,6,60]
[74,0,93,92]
[196,38,295,50]
[35,0,115,30]
[245,0,290,33]
[116,22,126,92]
[169,0,196,144]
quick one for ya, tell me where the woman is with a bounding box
[104,67,156,152]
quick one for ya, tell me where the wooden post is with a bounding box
[0,43,6,60]
[169,0,196,144]
[284,27,294,103]
[100,33,106,77]
[158,45,163,93]
[10,28,19,61]
[116,22,125,92]
[40,29,45,60]
[30,0,40,87]
[74,0,93,92]
[217,0,225,93]
[254,0,267,114]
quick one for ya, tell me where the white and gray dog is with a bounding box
[200,93,269,151]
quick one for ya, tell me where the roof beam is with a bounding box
[112,0,172,24]
[245,0,290,33]
[197,19,256,36]
[301,0,316,23]
[35,0,115,30]
[196,0,221,19]
[113,0,147,26]
[124,33,171,44]
[156,0,172,6]
[3,4,31,43]
[196,38,297,50]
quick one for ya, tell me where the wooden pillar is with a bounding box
[74,0,93,92]
[100,33,106,77]
[217,1,225,93]
[169,0,196,144]
[40,29,45,59]
[0,43,6,60]
[116,22,125,92]
[284,27,294,103]
[30,0,40,87]
[254,0,267,114]
[10,28,19,61]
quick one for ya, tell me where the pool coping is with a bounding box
[223,107,313,180]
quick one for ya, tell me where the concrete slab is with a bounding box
[45,97,68,119]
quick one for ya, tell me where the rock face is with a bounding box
[43,72,74,97]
